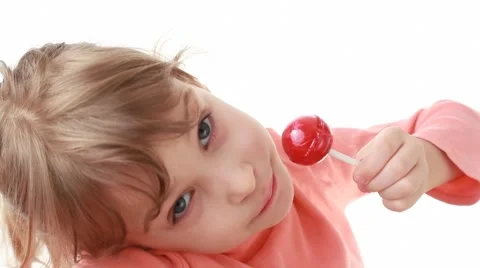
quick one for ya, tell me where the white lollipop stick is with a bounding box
[328,149,358,166]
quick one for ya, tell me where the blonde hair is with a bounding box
[0,42,202,267]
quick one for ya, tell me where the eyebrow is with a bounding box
[143,193,169,232]
[136,172,174,232]
[180,86,201,122]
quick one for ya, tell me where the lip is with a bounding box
[254,173,277,219]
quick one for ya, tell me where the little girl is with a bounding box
[1,42,479,268]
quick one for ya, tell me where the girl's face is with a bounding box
[120,80,294,253]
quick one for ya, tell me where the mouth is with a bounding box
[254,173,277,219]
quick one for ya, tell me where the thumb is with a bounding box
[352,138,377,183]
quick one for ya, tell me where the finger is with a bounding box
[353,126,406,184]
[366,142,420,193]
[378,162,426,200]
[382,179,427,212]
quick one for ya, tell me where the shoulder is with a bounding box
[75,248,187,268]
[76,248,252,268]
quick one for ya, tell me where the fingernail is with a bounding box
[357,183,370,193]
[356,157,365,164]
[353,175,367,184]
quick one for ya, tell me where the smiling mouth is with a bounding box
[255,173,277,219]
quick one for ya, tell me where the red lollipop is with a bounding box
[281,115,357,166]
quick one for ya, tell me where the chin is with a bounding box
[273,174,294,225]
[272,200,293,227]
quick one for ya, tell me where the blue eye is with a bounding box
[198,116,212,147]
[173,191,191,224]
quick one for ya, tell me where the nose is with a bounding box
[226,164,256,204]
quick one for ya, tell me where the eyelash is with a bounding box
[170,112,215,224]
[172,190,193,224]
[198,113,214,149]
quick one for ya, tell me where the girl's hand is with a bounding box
[352,126,429,212]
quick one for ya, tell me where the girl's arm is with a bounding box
[323,100,480,208]
[422,138,462,192]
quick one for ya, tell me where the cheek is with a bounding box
[176,205,251,253]
[230,119,269,157]
[198,203,245,234]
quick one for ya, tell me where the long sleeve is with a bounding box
[319,100,480,208]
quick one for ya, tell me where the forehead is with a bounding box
[147,87,214,183]
[107,161,176,233]
[106,163,160,199]
[163,80,204,124]
[89,82,210,234]
[123,83,207,180]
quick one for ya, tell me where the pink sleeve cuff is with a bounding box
[427,175,480,205]
[413,100,480,205]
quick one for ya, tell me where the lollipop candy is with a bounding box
[281,115,358,166]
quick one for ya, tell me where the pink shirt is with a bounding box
[78,100,480,268]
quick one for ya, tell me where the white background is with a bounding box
[1,0,479,267]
